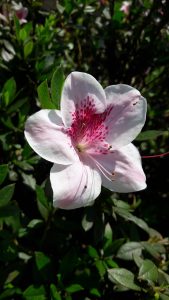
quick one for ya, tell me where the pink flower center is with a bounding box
[67,96,113,156]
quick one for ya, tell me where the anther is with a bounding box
[111,172,115,181]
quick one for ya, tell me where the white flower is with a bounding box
[25,72,147,209]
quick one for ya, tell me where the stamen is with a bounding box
[67,97,113,154]
[89,154,115,181]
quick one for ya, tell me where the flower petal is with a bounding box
[93,143,146,193]
[61,72,106,127]
[50,161,101,209]
[104,84,147,148]
[25,109,79,165]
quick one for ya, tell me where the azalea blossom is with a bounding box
[25,72,147,209]
[12,1,28,24]
[120,1,131,15]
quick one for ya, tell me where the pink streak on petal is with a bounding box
[61,72,106,128]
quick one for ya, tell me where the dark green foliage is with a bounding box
[0,0,169,299]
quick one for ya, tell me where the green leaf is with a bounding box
[23,285,46,300]
[87,245,99,258]
[0,287,21,299]
[104,222,113,241]
[59,248,78,277]
[138,259,158,283]
[51,66,64,109]
[117,242,143,260]
[50,284,62,300]
[14,160,34,171]
[105,258,118,268]
[114,207,151,234]
[112,198,131,211]
[108,268,141,291]
[103,222,113,252]
[37,80,55,109]
[24,40,34,58]
[0,240,18,262]
[141,242,161,259]
[7,97,28,114]
[36,185,49,209]
[90,288,101,297]
[159,293,169,300]
[36,185,49,220]
[5,270,20,284]
[65,284,84,293]
[27,219,43,229]
[19,28,28,41]
[136,130,166,141]
[0,184,15,207]
[158,270,169,285]
[0,164,8,185]
[133,254,143,268]
[95,260,107,277]
[35,251,54,282]
[0,205,19,219]
[2,77,16,106]
[35,251,51,271]
[21,173,36,190]
[82,206,95,231]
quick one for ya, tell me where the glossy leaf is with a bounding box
[82,206,95,231]
[114,207,150,234]
[65,284,84,293]
[24,41,34,58]
[0,184,15,207]
[0,164,8,185]
[35,251,51,271]
[117,242,143,260]
[138,259,158,283]
[95,260,107,277]
[141,242,162,259]
[87,245,99,258]
[23,285,46,300]
[37,80,55,109]
[59,248,78,277]
[90,288,101,297]
[2,77,16,106]
[50,284,62,300]
[159,293,169,300]
[136,130,166,141]
[36,185,49,221]
[108,268,141,291]
[51,66,64,109]
[158,270,169,285]
[35,251,54,282]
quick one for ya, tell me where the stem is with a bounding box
[142,151,169,159]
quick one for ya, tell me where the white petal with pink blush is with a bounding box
[92,143,146,193]
[50,161,101,210]
[25,71,147,209]
[25,110,79,165]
